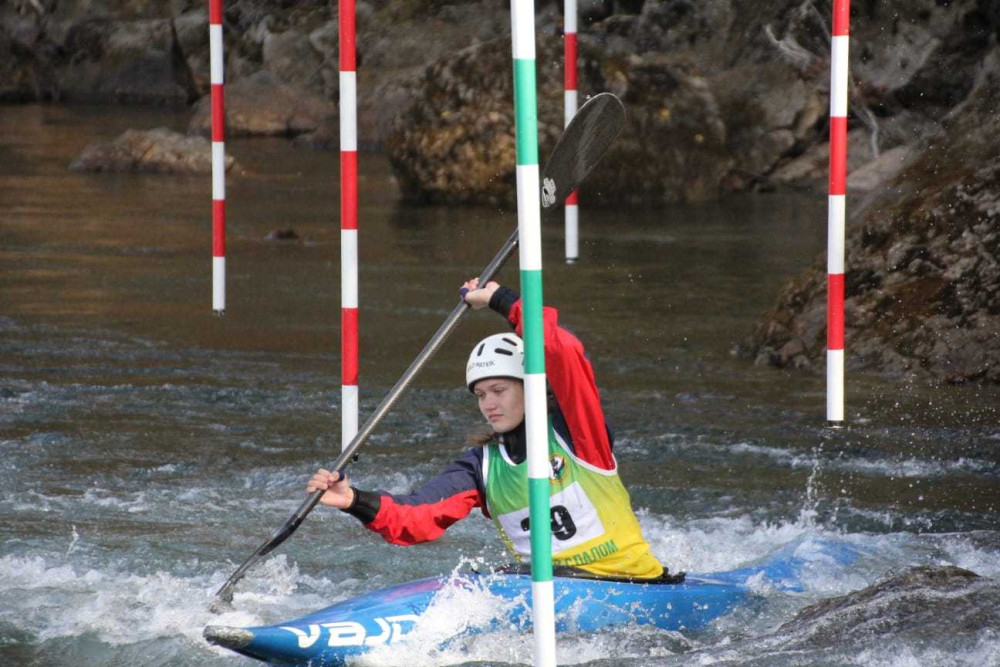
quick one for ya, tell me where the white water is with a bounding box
[3,104,999,666]
[3,510,998,665]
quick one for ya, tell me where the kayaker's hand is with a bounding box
[461,278,500,310]
[307,469,355,509]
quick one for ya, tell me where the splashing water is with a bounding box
[2,104,998,666]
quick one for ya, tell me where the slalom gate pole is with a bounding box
[209,0,226,314]
[827,0,849,425]
[510,1,557,664]
[340,0,359,448]
[563,0,579,263]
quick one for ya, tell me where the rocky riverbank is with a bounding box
[740,79,1000,384]
[4,0,1000,382]
[70,128,237,173]
[2,0,989,200]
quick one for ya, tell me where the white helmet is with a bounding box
[466,333,524,391]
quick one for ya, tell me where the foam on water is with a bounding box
[618,432,999,482]
[720,442,997,479]
[849,632,1000,667]
[642,511,999,608]
[641,512,820,574]
[0,484,994,660]
[3,446,997,666]
[0,551,348,663]
[237,518,997,666]
[919,532,1000,579]
[361,560,528,666]
[0,520,858,665]
[0,554,233,649]
[80,488,151,513]
[360,560,697,667]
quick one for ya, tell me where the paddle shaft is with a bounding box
[212,93,625,607]
[212,232,517,605]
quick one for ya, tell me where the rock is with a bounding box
[778,338,807,365]
[172,9,210,95]
[846,144,917,193]
[711,60,823,183]
[878,110,943,147]
[53,17,197,105]
[891,1,997,118]
[384,37,563,206]
[681,563,1000,663]
[770,126,895,192]
[188,70,336,137]
[767,141,827,190]
[773,566,992,648]
[754,347,778,367]
[291,122,338,150]
[306,20,343,99]
[883,235,921,271]
[791,354,811,370]
[850,6,945,96]
[743,81,1000,383]
[0,3,56,101]
[381,0,878,205]
[591,54,733,204]
[385,32,742,206]
[264,228,299,241]
[262,28,322,90]
[69,128,235,174]
[307,20,338,62]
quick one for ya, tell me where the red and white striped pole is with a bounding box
[209,0,226,314]
[827,0,849,425]
[563,0,579,263]
[340,0,359,449]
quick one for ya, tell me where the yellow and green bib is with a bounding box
[483,424,664,580]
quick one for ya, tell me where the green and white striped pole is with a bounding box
[510,1,557,665]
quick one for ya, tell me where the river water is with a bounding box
[1,104,998,666]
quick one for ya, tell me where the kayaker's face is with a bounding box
[473,378,524,434]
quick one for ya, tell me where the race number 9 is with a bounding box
[519,505,578,541]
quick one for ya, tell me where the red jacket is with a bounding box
[351,287,615,545]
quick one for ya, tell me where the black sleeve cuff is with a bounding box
[339,487,381,524]
[489,286,520,319]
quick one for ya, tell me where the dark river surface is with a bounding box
[1,104,998,666]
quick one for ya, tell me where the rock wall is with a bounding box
[383,35,566,205]
[742,78,1000,383]
[5,0,995,198]
[2,0,199,104]
[0,0,511,126]
[381,0,1000,207]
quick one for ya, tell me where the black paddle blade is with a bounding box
[539,93,626,213]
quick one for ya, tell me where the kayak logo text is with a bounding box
[280,614,419,649]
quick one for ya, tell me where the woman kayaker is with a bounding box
[307,279,679,581]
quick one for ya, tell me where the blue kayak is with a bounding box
[205,538,858,665]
